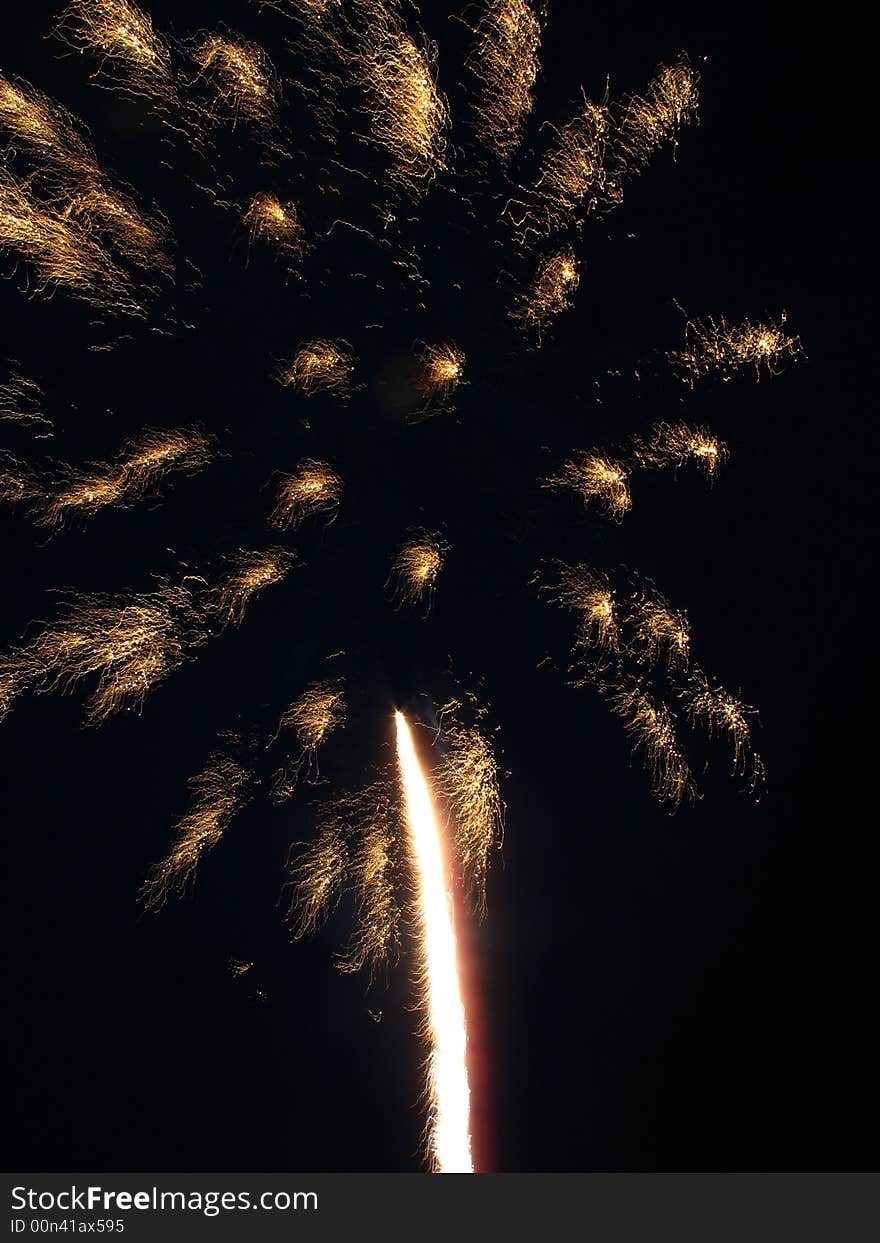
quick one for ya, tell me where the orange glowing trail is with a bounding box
[394,710,473,1173]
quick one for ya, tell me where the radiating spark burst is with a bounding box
[0,74,99,178]
[608,681,695,809]
[465,0,543,165]
[394,711,472,1173]
[417,342,465,407]
[633,594,691,669]
[684,671,765,793]
[437,701,503,919]
[278,342,354,397]
[268,459,343,530]
[547,452,632,521]
[615,55,700,172]
[0,370,49,432]
[243,192,305,258]
[0,168,137,312]
[511,247,579,333]
[0,581,207,725]
[355,7,448,195]
[389,530,447,611]
[31,427,213,528]
[273,678,346,798]
[141,753,250,911]
[671,312,802,383]
[54,0,173,101]
[633,421,728,480]
[543,563,619,655]
[190,32,279,128]
[214,547,295,627]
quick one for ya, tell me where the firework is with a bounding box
[465,0,542,165]
[54,0,173,101]
[684,671,765,792]
[416,342,465,408]
[547,452,631,521]
[0,168,136,312]
[615,55,699,172]
[0,370,48,432]
[0,581,207,725]
[278,342,353,397]
[141,753,250,911]
[355,5,447,194]
[287,816,350,939]
[190,32,279,128]
[243,192,305,258]
[511,248,579,333]
[608,681,695,809]
[544,563,619,655]
[60,185,171,273]
[438,702,503,918]
[394,711,472,1173]
[633,421,728,480]
[671,312,802,383]
[273,678,346,797]
[268,459,343,530]
[336,783,402,976]
[213,547,295,627]
[0,74,99,179]
[633,594,691,669]
[389,530,447,611]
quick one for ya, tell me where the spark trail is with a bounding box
[394,711,472,1174]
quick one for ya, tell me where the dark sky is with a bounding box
[3,1,874,1172]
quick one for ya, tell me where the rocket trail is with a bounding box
[394,710,473,1173]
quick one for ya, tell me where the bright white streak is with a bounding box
[394,710,473,1173]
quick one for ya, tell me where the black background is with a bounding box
[3,1,875,1172]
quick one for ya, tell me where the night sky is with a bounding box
[4,1,874,1172]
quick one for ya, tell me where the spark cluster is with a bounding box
[438,702,503,917]
[633,594,691,669]
[31,427,212,528]
[511,248,579,333]
[465,0,543,165]
[273,678,346,797]
[389,530,447,611]
[53,0,174,101]
[0,371,47,431]
[243,192,305,258]
[190,32,279,128]
[616,56,700,171]
[278,342,353,397]
[0,581,207,725]
[544,564,619,655]
[608,682,695,808]
[671,312,802,383]
[269,459,343,529]
[684,672,765,792]
[355,6,447,194]
[214,547,295,626]
[141,753,250,911]
[547,452,631,521]
[417,342,465,407]
[633,421,728,479]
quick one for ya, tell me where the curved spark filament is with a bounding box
[466,0,542,164]
[0,371,48,431]
[633,421,728,479]
[671,313,802,383]
[389,530,446,611]
[548,452,631,521]
[269,460,343,529]
[279,343,353,397]
[141,754,249,910]
[395,711,472,1173]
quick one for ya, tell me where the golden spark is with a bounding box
[547,452,631,521]
[389,530,447,611]
[269,459,343,530]
[465,0,543,165]
[278,342,354,398]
